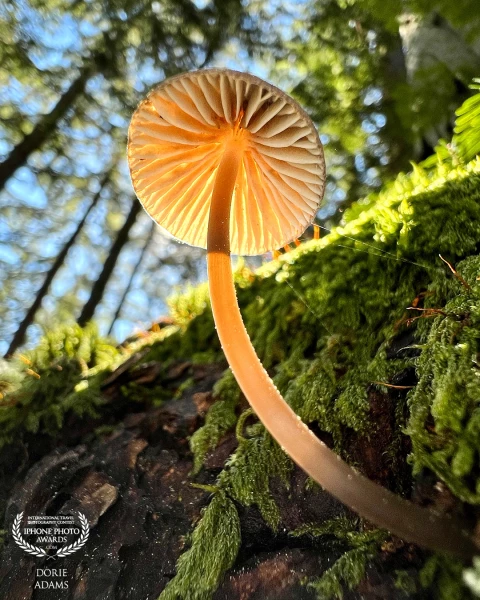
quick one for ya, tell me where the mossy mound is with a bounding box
[2,157,480,599]
[158,158,480,600]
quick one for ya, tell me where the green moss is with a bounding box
[174,377,195,399]
[290,516,378,544]
[309,547,375,600]
[219,431,292,529]
[120,380,172,406]
[394,570,418,596]
[194,368,293,526]
[419,555,471,600]
[0,323,120,449]
[308,538,384,600]
[159,490,241,600]
[190,371,241,474]
[93,424,120,438]
[290,518,387,600]
[168,283,210,328]
[407,255,480,503]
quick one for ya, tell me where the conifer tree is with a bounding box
[0,0,260,352]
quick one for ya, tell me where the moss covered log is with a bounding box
[2,156,480,599]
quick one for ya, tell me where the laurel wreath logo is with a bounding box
[12,513,47,558]
[12,512,89,559]
[55,513,89,558]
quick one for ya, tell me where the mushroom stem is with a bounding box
[207,140,477,559]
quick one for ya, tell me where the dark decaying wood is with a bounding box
[0,358,425,599]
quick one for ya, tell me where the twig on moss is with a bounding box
[439,254,472,291]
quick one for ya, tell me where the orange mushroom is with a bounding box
[128,68,477,558]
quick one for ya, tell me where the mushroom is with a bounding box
[128,68,477,558]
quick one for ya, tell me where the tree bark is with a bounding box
[4,171,111,358]
[107,220,155,336]
[77,199,142,327]
[0,64,95,193]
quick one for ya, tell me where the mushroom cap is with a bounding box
[128,68,326,255]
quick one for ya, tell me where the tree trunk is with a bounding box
[107,221,155,336]
[77,199,142,327]
[0,64,93,193]
[378,32,415,173]
[4,171,111,358]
